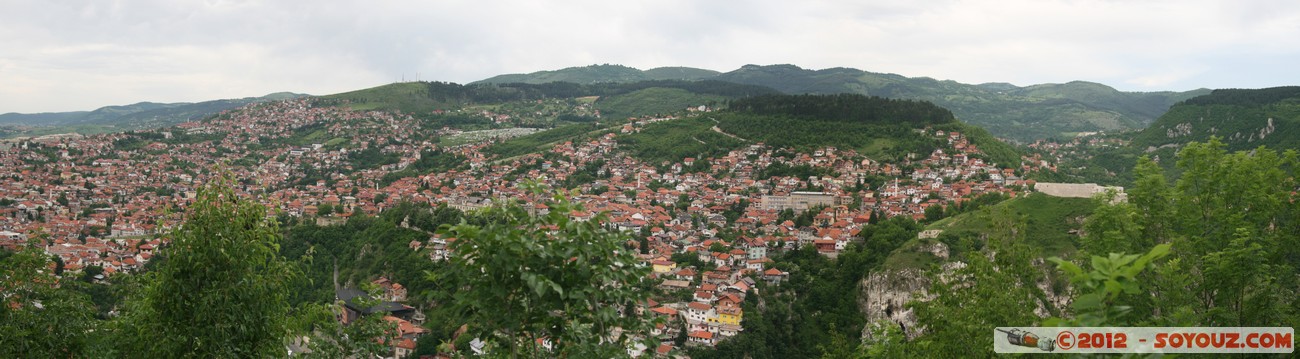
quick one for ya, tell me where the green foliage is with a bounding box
[475,64,716,85]
[1180,86,1300,107]
[317,203,333,216]
[1080,192,1147,256]
[902,207,1049,357]
[1066,138,1300,329]
[728,94,957,126]
[0,240,98,357]
[110,174,297,357]
[430,184,654,357]
[292,296,399,358]
[476,64,664,84]
[907,246,1043,356]
[1045,244,1170,327]
[348,146,400,170]
[318,75,776,115]
[317,82,461,113]
[281,202,462,305]
[953,123,1021,168]
[713,114,943,162]
[595,87,724,119]
[618,93,1002,165]
[701,218,918,359]
[755,161,837,181]
[923,192,1094,261]
[617,116,746,165]
[860,320,916,358]
[1147,139,1297,326]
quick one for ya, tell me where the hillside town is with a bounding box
[0,99,1046,356]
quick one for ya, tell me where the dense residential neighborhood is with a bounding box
[1,98,1045,356]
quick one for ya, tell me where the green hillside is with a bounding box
[887,192,1099,270]
[619,93,1021,166]
[469,63,1210,141]
[643,66,721,81]
[713,65,1209,141]
[1134,86,1300,151]
[617,116,747,165]
[595,87,725,119]
[474,64,718,84]
[317,82,456,113]
[317,80,777,119]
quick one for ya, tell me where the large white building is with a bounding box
[761,191,835,213]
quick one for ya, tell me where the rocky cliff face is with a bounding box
[857,241,953,340]
[858,267,929,340]
[858,242,1071,341]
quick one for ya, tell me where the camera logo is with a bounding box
[997,328,1056,352]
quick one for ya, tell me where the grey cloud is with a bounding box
[2,0,1298,112]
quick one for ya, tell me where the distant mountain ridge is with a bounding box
[474,64,1210,141]
[0,92,308,129]
[475,64,720,85]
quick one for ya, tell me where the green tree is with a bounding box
[1153,139,1294,326]
[1079,138,1300,328]
[1080,191,1145,257]
[1044,244,1171,327]
[906,244,1043,356]
[0,239,97,357]
[110,174,299,357]
[709,242,729,254]
[900,206,1046,357]
[922,203,944,223]
[292,293,398,358]
[430,184,655,358]
[1127,156,1172,242]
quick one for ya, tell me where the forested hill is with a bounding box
[472,63,1209,141]
[473,64,720,84]
[618,93,1020,167]
[728,94,957,126]
[315,79,778,117]
[1133,86,1300,151]
[709,65,1208,142]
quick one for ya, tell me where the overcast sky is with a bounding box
[3,0,1298,113]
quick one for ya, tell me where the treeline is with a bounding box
[423,80,780,105]
[1180,86,1300,106]
[755,161,837,181]
[714,112,943,161]
[727,94,957,126]
[617,95,1022,167]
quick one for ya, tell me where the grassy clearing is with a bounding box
[885,192,1098,271]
